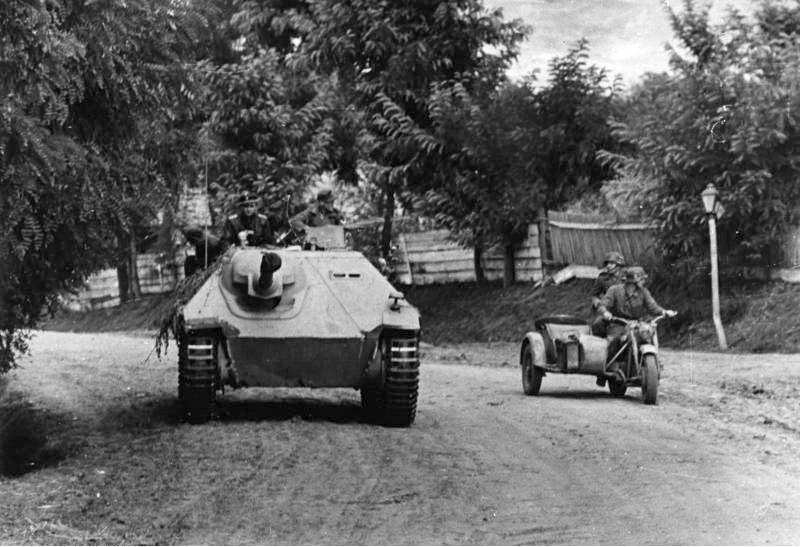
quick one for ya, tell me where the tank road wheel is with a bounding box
[521,344,543,396]
[178,330,218,424]
[641,354,659,405]
[381,333,420,427]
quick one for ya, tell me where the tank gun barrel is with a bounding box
[258,252,282,291]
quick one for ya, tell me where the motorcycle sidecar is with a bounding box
[519,315,609,395]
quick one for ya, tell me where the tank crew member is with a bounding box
[591,251,626,311]
[182,225,223,276]
[289,188,344,234]
[224,192,275,247]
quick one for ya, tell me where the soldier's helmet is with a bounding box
[602,251,626,267]
[317,188,335,203]
[625,266,647,283]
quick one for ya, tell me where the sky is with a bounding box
[484,0,756,86]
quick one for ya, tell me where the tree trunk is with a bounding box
[503,241,516,288]
[380,184,395,258]
[473,235,486,284]
[116,262,130,303]
[128,235,141,299]
[537,206,550,262]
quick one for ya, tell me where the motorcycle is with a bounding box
[519,313,671,405]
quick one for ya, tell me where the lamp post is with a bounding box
[701,183,728,349]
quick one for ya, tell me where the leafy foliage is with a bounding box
[533,40,623,210]
[303,0,528,254]
[604,0,800,280]
[194,2,341,228]
[0,0,193,371]
[421,41,622,281]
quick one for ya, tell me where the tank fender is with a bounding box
[183,317,241,339]
[520,332,546,368]
[381,303,421,330]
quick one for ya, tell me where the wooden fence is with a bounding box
[784,223,800,269]
[64,253,181,312]
[395,225,542,285]
[547,211,657,267]
[65,224,541,309]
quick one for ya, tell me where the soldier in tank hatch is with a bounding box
[289,188,344,234]
[224,192,275,247]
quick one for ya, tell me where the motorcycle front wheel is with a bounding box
[641,354,659,405]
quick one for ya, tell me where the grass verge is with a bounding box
[41,279,800,353]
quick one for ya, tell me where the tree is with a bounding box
[423,81,538,286]
[533,40,623,216]
[603,0,800,281]
[0,0,193,371]
[189,1,344,230]
[422,41,622,286]
[303,0,527,257]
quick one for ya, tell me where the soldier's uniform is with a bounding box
[224,211,275,247]
[591,268,625,304]
[597,283,666,321]
[289,189,343,233]
[590,251,626,317]
[593,267,665,339]
[289,204,343,232]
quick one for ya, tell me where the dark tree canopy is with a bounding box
[0,0,193,370]
[605,0,800,278]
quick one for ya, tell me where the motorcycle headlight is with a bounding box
[638,323,653,341]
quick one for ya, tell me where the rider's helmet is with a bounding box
[602,251,626,268]
[624,266,648,285]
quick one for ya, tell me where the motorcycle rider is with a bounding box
[224,192,275,247]
[595,266,677,364]
[591,251,626,312]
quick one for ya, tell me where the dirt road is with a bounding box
[2,332,800,544]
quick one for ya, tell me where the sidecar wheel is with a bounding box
[641,355,659,405]
[521,345,543,396]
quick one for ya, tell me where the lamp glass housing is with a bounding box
[701,183,718,214]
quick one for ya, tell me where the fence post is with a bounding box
[537,206,550,262]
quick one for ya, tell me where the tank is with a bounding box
[177,226,421,427]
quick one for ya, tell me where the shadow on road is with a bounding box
[0,397,71,477]
[97,392,370,430]
[533,389,641,402]
[218,396,366,424]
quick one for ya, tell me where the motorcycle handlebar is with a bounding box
[609,313,671,326]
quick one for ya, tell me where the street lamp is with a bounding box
[701,183,728,349]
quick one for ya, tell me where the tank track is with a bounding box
[381,333,420,427]
[178,330,218,424]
